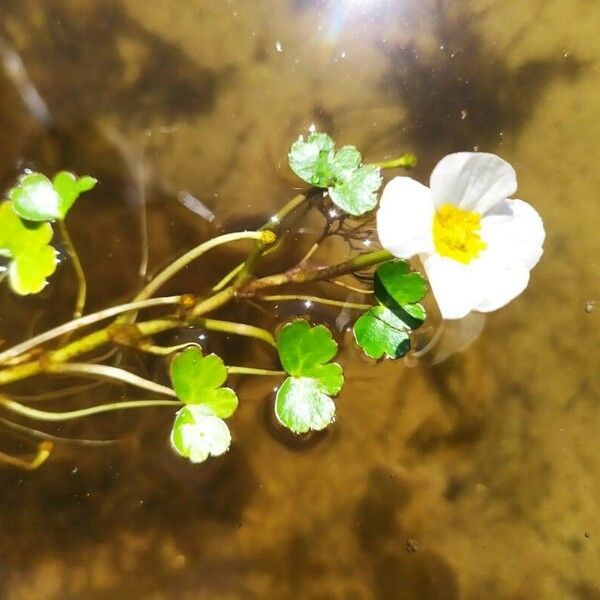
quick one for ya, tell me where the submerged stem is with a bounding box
[0,441,53,470]
[232,193,307,289]
[45,363,177,397]
[0,295,183,366]
[258,294,373,311]
[330,279,374,294]
[242,249,393,293]
[0,397,181,422]
[58,220,87,319]
[226,366,285,376]
[197,318,276,348]
[135,230,273,302]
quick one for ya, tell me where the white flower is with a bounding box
[377,152,545,320]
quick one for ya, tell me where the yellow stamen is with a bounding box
[433,204,486,264]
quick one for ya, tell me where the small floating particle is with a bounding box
[406,538,418,553]
[584,300,595,313]
[275,41,283,53]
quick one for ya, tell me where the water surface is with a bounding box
[0,1,599,598]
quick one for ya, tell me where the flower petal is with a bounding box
[469,259,531,313]
[430,152,517,214]
[469,198,545,312]
[480,198,545,271]
[420,253,478,319]
[377,176,435,259]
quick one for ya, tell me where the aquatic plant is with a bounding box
[0,132,543,469]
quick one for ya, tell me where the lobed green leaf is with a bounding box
[170,348,238,418]
[0,201,57,295]
[170,404,231,464]
[353,306,411,360]
[275,376,336,434]
[9,173,61,222]
[374,260,427,307]
[52,171,97,219]
[276,319,344,434]
[288,132,335,187]
[328,164,382,216]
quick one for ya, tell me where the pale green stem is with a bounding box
[0,416,117,446]
[45,362,177,397]
[0,295,184,365]
[211,262,244,292]
[58,220,87,319]
[232,193,307,289]
[226,366,285,376]
[136,341,201,356]
[372,153,417,170]
[258,294,373,311]
[0,397,181,422]
[0,441,53,470]
[134,230,274,302]
[198,318,276,348]
[331,279,374,294]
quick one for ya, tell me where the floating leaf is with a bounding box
[0,201,57,295]
[331,145,361,179]
[9,173,61,221]
[397,301,426,330]
[353,306,411,360]
[170,404,231,464]
[275,377,336,434]
[328,165,382,216]
[52,171,97,219]
[9,245,58,296]
[275,319,343,433]
[277,319,343,394]
[170,347,238,418]
[374,260,427,307]
[288,132,335,187]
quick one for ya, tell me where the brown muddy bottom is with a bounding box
[0,1,599,599]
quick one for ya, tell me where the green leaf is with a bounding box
[397,302,426,330]
[275,376,336,434]
[278,319,343,394]
[353,306,412,360]
[328,165,382,216]
[276,319,344,434]
[76,175,97,193]
[9,245,58,295]
[170,348,238,418]
[374,260,427,307]
[170,404,231,464]
[331,145,361,179]
[0,201,57,295]
[288,132,335,187]
[52,171,97,219]
[9,173,61,222]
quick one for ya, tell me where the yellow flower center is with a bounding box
[433,204,486,264]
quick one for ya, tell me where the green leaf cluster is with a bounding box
[275,319,344,434]
[169,347,238,463]
[288,131,382,216]
[353,261,427,360]
[0,201,57,295]
[0,171,96,295]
